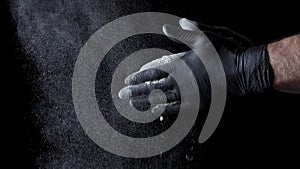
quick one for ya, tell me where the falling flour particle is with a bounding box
[160,116,164,121]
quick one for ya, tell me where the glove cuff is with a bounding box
[242,45,274,94]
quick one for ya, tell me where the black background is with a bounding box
[6,0,300,168]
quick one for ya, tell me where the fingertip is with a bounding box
[162,24,169,36]
[124,76,131,85]
[179,18,198,31]
[118,87,132,99]
[162,24,177,37]
[163,24,198,46]
[179,18,187,25]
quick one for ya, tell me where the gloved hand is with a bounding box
[118,18,273,114]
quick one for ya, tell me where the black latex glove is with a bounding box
[118,18,273,113]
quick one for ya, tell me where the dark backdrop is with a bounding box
[7,0,300,168]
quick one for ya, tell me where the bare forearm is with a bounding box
[268,34,300,93]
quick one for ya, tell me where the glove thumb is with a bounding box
[179,18,199,31]
[163,24,203,47]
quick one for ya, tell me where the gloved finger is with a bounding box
[119,77,175,99]
[151,102,190,115]
[125,52,186,85]
[212,27,253,46]
[128,95,151,111]
[179,18,237,46]
[214,27,253,46]
[196,22,253,46]
[129,90,180,108]
[151,102,189,115]
[178,17,253,47]
[162,24,204,47]
[125,68,168,85]
[179,18,199,31]
[201,30,251,50]
[152,101,192,116]
[179,19,219,46]
[140,53,184,71]
[149,90,179,103]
